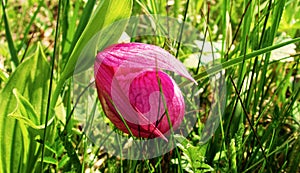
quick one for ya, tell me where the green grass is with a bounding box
[0,0,300,172]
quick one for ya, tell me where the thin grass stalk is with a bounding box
[41,0,62,171]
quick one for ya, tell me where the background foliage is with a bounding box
[0,0,299,172]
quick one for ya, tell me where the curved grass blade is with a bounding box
[190,37,300,83]
[1,0,19,67]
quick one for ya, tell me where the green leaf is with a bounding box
[0,44,53,173]
[58,155,70,169]
[10,89,39,125]
[61,0,133,80]
[175,135,212,172]
[1,1,19,67]
[8,89,55,132]
[62,0,96,57]
[36,2,134,170]
[50,0,133,116]
[38,156,57,165]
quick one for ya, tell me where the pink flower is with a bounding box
[94,43,196,141]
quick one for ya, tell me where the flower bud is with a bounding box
[94,43,196,141]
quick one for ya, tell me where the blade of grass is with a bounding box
[245,0,272,116]
[185,37,300,84]
[41,0,62,170]
[62,0,97,69]
[242,135,296,173]
[258,0,286,114]
[60,0,70,58]
[1,0,19,67]
[175,0,189,59]
[229,76,270,169]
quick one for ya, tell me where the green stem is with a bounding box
[41,0,62,170]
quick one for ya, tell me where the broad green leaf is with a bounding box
[62,0,96,57]
[51,0,133,114]
[8,89,55,132]
[10,89,39,126]
[0,44,53,173]
[61,0,133,80]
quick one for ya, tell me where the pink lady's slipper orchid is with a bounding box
[94,43,196,141]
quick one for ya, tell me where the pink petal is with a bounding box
[94,42,194,141]
[129,70,185,134]
[103,43,197,84]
